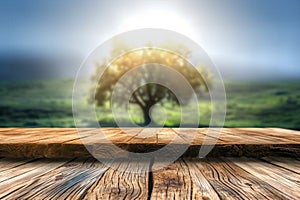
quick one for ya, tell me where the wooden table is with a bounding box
[0,128,299,158]
[0,128,299,199]
[0,156,299,199]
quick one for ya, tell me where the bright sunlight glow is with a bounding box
[119,9,196,40]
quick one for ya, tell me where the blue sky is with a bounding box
[0,0,299,80]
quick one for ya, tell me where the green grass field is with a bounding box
[0,79,299,129]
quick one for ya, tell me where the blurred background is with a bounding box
[0,0,299,129]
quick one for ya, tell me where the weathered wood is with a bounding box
[0,157,299,199]
[261,156,300,174]
[0,158,108,199]
[0,128,299,158]
[235,128,296,143]
[0,158,33,172]
[229,157,300,199]
[151,160,192,199]
[194,157,292,199]
[85,158,150,200]
[184,159,220,200]
[0,158,70,199]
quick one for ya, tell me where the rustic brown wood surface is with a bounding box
[0,128,299,199]
[0,128,300,158]
[0,128,299,158]
[0,157,299,199]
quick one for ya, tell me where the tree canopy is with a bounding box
[90,41,212,125]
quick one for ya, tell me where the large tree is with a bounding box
[90,42,212,125]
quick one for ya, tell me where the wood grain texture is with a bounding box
[261,156,300,174]
[190,158,291,200]
[0,157,299,199]
[151,160,192,199]
[0,128,299,158]
[84,158,150,200]
[0,158,108,200]
[229,157,300,199]
[0,158,69,199]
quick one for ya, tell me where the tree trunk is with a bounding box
[142,107,151,126]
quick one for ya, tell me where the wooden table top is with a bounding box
[0,128,299,199]
[0,156,299,199]
[0,128,299,158]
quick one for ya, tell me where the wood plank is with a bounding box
[125,128,159,153]
[66,128,122,145]
[235,128,298,144]
[106,128,143,144]
[0,128,18,132]
[197,128,226,144]
[0,156,299,199]
[173,128,218,144]
[151,159,192,199]
[85,158,150,200]
[229,157,300,199]
[242,128,300,137]
[157,128,185,144]
[0,158,70,199]
[173,128,220,157]
[0,128,299,158]
[0,158,33,172]
[0,158,108,200]
[221,128,282,144]
[261,156,300,174]
[128,128,158,144]
[183,159,220,199]
[0,128,77,144]
[188,158,290,199]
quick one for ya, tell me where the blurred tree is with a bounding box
[90,41,212,125]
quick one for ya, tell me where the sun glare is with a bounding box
[119,9,196,40]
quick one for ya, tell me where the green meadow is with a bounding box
[0,79,299,130]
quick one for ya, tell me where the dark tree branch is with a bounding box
[133,92,145,108]
[146,84,153,102]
